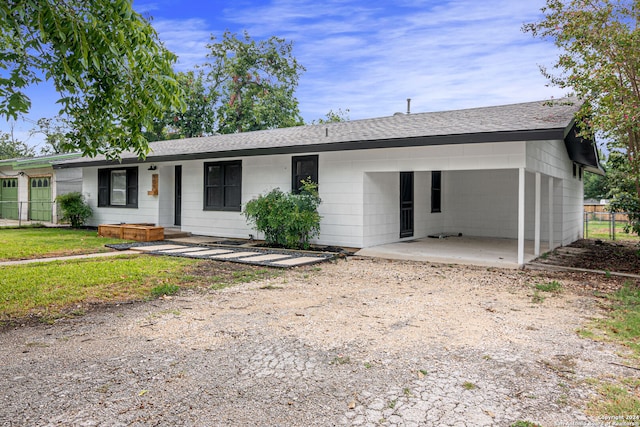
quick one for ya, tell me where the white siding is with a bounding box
[363,172,397,247]
[83,165,162,226]
[157,164,175,227]
[526,139,583,245]
[82,138,584,248]
[445,169,519,238]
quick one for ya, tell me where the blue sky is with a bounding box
[6,0,566,150]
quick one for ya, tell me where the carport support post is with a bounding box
[534,172,541,257]
[518,168,525,267]
[548,177,554,250]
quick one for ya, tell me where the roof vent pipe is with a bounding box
[406,98,411,114]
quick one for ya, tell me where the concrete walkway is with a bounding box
[113,241,336,268]
[0,244,334,269]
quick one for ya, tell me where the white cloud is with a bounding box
[196,0,566,121]
[1,0,568,146]
[151,18,212,71]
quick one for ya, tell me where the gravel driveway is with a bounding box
[0,256,633,426]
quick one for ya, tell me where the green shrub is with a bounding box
[243,180,321,249]
[56,192,92,228]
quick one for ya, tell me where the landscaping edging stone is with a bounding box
[106,241,337,268]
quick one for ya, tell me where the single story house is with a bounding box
[54,98,602,266]
[0,153,82,223]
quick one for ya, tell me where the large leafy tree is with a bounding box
[584,171,609,199]
[146,70,216,141]
[0,0,184,159]
[203,31,305,134]
[524,1,640,213]
[170,70,217,139]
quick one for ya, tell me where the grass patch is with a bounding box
[0,228,281,324]
[0,255,200,322]
[531,291,545,304]
[584,281,640,357]
[462,381,477,390]
[150,284,181,298]
[1,256,281,324]
[535,280,563,293]
[580,282,640,416]
[0,228,126,261]
[584,220,640,241]
[330,355,351,365]
[511,422,541,427]
[588,378,640,417]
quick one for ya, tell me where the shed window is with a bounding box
[204,161,242,211]
[97,167,138,208]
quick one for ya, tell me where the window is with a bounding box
[98,167,138,208]
[431,171,441,213]
[292,155,318,193]
[31,177,49,188]
[110,171,127,206]
[204,161,242,211]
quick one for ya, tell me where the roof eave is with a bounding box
[54,128,565,169]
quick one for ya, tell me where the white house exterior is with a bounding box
[54,99,602,266]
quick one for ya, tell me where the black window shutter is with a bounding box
[224,162,242,209]
[126,168,138,207]
[98,169,109,207]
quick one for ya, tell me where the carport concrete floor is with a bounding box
[355,236,540,268]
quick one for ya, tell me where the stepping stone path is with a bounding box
[125,243,334,268]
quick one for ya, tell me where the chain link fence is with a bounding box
[584,210,639,241]
[0,201,57,226]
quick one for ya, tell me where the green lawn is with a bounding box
[0,227,127,261]
[581,281,640,418]
[0,255,200,321]
[0,227,278,324]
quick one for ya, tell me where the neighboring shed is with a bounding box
[0,153,82,223]
[55,98,602,266]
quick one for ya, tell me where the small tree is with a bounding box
[0,129,35,159]
[524,0,640,232]
[56,192,92,228]
[244,180,321,249]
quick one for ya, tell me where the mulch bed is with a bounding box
[552,239,640,274]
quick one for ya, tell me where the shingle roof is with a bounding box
[55,98,581,167]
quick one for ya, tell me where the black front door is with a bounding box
[400,172,414,238]
[175,165,182,226]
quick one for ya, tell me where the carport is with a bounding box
[362,167,565,268]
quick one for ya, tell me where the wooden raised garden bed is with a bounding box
[98,223,164,242]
